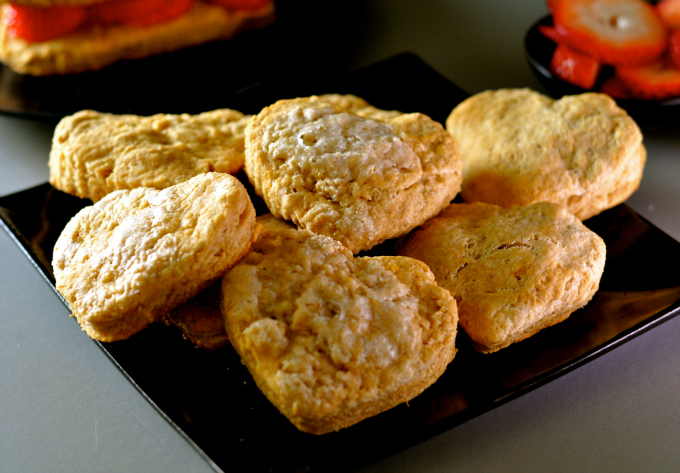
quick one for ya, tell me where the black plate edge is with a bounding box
[4,184,680,473]
[3,51,680,471]
[0,202,225,473]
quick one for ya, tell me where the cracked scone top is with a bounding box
[52,173,258,342]
[398,202,606,353]
[244,94,463,253]
[445,89,645,220]
[221,215,458,434]
[49,108,250,202]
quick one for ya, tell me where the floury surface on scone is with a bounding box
[244,94,463,253]
[52,173,259,342]
[49,108,250,202]
[446,88,645,220]
[398,201,606,353]
[222,215,458,434]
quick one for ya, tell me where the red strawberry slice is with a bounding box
[657,0,680,29]
[599,75,630,98]
[551,43,601,89]
[548,0,667,67]
[3,3,86,43]
[93,0,194,28]
[617,58,680,100]
[538,24,561,43]
[670,29,680,69]
[209,0,272,11]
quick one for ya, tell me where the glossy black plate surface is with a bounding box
[2,53,680,473]
[524,15,680,128]
[0,0,368,121]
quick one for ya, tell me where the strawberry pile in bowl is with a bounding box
[525,0,680,125]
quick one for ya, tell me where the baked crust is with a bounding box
[162,280,230,350]
[52,172,258,342]
[445,89,645,220]
[49,108,249,202]
[244,94,463,253]
[0,1,275,75]
[398,201,606,353]
[222,214,458,434]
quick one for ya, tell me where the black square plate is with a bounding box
[2,53,680,473]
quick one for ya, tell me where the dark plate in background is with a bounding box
[524,15,680,128]
[2,54,680,473]
[0,0,369,121]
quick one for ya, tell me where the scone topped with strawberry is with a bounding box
[0,0,275,75]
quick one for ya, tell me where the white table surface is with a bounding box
[2,1,680,472]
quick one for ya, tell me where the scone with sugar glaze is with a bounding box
[221,214,458,434]
[244,94,463,253]
[49,108,249,202]
[52,172,258,342]
[398,202,606,353]
[446,89,645,220]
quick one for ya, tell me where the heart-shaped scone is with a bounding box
[244,95,463,253]
[445,89,645,220]
[398,201,606,353]
[52,173,258,342]
[221,214,458,434]
[49,108,250,202]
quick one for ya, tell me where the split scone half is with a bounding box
[52,172,258,342]
[398,202,606,354]
[244,94,463,253]
[445,89,645,220]
[49,108,249,202]
[221,215,458,434]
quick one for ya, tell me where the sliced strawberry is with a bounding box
[209,0,272,11]
[3,3,86,43]
[538,24,561,43]
[657,0,680,29]
[92,0,194,28]
[617,58,680,100]
[599,75,630,98]
[548,0,667,67]
[551,43,602,89]
[670,29,680,70]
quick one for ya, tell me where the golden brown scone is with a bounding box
[398,202,606,354]
[244,95,463,253]
[221,214,458,434]
[318,93,403,121]
[0,1,275,76]
[163,280,229,350]
[445,89,645,220]
[52,172,258,342]
[49,108,249,202]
